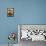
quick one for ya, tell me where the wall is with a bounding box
[0,0,46,44]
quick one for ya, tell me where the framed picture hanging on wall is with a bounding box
[7,8,14,17]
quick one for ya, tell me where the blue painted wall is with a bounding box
[0,0,46,44]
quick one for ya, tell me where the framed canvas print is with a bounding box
[7,8,14,17]
[18,24,46,41]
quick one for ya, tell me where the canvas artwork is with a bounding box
[18,24,46,41]
[7,8,14,17]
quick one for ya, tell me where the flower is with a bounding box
[8,32,16,41]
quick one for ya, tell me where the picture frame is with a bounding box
[18,24,46,41]
[7,8,14,17]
